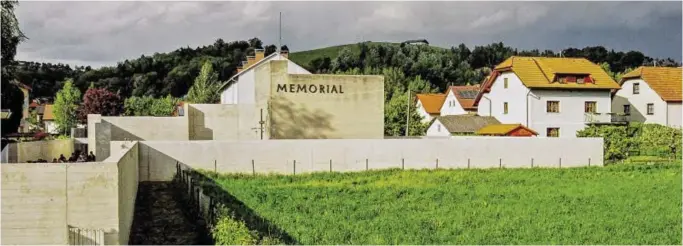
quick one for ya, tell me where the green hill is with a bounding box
[289,42,447,68]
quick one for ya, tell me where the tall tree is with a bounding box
[186,61,221,103]
[78,87,123,123]
[53,79,81,134]
[1,0,27,135]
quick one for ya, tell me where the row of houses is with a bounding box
[416,56,682,138]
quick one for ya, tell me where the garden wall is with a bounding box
[138,137,604,181]
[1,142,139,245]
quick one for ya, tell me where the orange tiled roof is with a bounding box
[476,124,538,136]
[493,56,620,89]
[415,94,446,114]
[448,85,480,110]
[43,104,54,121]
[621,66,682,102]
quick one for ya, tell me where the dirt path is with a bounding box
[128,182,211,245]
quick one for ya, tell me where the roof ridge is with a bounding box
[531,57,552,83]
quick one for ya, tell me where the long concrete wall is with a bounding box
[6,139,74,163]
[1,142,140,245]
[138,137,604,181]
[187,104,260,140]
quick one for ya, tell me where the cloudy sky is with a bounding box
[15,1,682,68]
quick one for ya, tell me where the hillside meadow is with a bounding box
[198,162,682,245]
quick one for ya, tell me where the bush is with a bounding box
[211,207,258,245]
[578,123,682,161]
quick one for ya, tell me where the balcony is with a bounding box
[584,112,629,125]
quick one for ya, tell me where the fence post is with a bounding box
[499,158,502,168]
[531,158,534,168]
[467,158,470,169]
[402,158,405,170]
[366,158,369,171]
[559,158,562,168]
[252,160,255,175]
[436,158,439,169]
[588,158,591,167]
[293,160,296,175]
[214,160,217,173]
[329,159,332,172]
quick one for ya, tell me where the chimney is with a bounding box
[280,50,289,59]
[246,56,256,67]
[255,49,265,62]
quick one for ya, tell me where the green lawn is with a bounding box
[202,163,682,245]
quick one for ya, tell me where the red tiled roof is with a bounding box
[448,85,480,110]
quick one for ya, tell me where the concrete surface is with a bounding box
[6,139,75,163]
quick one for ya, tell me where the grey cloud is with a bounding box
[15,1,681,68]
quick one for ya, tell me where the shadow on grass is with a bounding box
[175,167,300,245]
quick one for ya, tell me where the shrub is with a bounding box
[578,123,682,161]
[259,236,284,245]
[211,206,258,245]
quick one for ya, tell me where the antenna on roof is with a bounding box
[654,60,658,67]
[277,12,282,56]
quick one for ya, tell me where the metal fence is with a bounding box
[68,226,104,245]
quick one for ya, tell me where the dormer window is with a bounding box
[555,74,593,84]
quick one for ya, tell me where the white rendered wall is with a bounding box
[667,103,682,128]
[530,90,612,137]
[613,79,669,125]
[477,93,492,116]
[440,90,467,116]
[416,101,433,123]
[483,72,529,124]
[425,119,450,137]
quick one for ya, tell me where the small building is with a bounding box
[612,66,681,127]
[476,124,538,137]
[41,104,59,134]
[415,94,446,123]
[401,39,429,45]
[426,115,500,137]
[440,85,479,116]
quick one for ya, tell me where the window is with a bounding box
[584,101,597,113]
[504,78,508,88]
[647,103,654,115]
[623,105,631,115]
[437,124,441,132]
[547,128,560,138]
[577,77,585,84]
[633,83,640,94]
[503,102,508,114]
[546,101,560,113]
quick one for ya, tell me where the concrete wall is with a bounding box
[267,61,385,139]
[91,115,188,161]
[7,139,74,163]
[2,142,140,245]
[138,137,604,182]
[187,104,260,140]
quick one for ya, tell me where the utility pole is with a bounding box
[251,108,266,140]
[406,91,410,137]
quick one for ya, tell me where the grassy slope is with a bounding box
[207,163,682,245]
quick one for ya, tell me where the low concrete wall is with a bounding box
[1,142,140,245]
[6,139,74,163]
[138,137,604,181]
[187,104,259,140]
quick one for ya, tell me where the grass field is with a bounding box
[201,163,682,245]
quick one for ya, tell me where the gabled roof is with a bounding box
[218,52,282,92]
[621,66,682,102]
[476,124,538,136]
[434,115,500,134]
[474,56,620,106]
[415,94,446,114]
[447,85,480,110]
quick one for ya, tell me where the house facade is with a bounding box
[219,50,310,105]
[474,57,620,138]
[415,94,446,123]
[440,85,479,116]
[612,66,682,127]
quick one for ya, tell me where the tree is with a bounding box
[53,79,81,134]
[77,87,123,123]
[384,90,429,136]
[124,95,178,116]
[186,61,221,103]
[1,0,27,135]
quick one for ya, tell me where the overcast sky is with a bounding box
[15,1,683,68]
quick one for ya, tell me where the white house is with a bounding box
[426,115,500,137]
[612,66,682,127]
[415,94,446,123]
[440,85,479,116]
[219,49,310,105]
[474,56,621,138]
